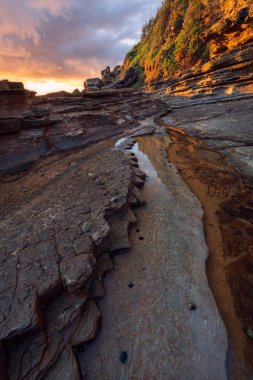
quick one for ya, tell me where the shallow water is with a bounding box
[114,137,128,147]
[79,135,228,380]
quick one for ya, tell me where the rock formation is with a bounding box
[84,78,102,92]
[72,89,81,96]
[0,143,147,379]
[0,88,166,173]
[0,0,253,379]
[84,66,142,92]
[0,80,34,117]
[85,0,252,95]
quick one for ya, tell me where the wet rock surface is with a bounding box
[0,80,253,380]
[159,93,253,379]
[79,135,228,380]
[0,145,147,379]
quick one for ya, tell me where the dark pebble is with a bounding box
[77,345,85,354]
[120,351,128,364]
[188,303,196,311]
[128,282,134,288]
[139,236,144,241]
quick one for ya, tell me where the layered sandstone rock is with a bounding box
[83,1,253,96]
[109,0,253,95]
[0,88,167,173]
[163,42,253,96]
[0,147,147,379]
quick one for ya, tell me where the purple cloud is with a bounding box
[0,0,161,83]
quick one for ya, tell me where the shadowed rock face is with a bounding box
[0,80,29,118]
[0,88,167,173]
[0,147,147,379]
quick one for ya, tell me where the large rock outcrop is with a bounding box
[116,0,253,95]
[83,78,103,92]
[0,146,147,379]
[84,66,141,92]
[0,80,34,117]
[163,41,253,96]
[0,88,167,173]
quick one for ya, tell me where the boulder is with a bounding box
[0,80,24,90]
[0,80,28,117]
[101,66,112,84]
[84,78,102,92]
[115,67,140,88]
[72,89,81,96]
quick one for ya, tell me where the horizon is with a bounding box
[1,0,161,94]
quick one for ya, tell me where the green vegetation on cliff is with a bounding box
[124,0,209,82]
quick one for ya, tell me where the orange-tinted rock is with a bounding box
[118,0,253,95]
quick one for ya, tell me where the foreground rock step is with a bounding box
[0,148,146,380]
[0,87,167,173]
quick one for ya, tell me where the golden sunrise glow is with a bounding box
[1,0,161,94]
[24,79,83,95]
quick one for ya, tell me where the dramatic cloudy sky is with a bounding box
[0,0,161,93]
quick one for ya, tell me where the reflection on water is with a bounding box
[131,142,161,182]
[80,134,228,380]
[114,137,128,147]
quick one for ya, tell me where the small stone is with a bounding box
[128,282,134,289]
[77,345,85,354]
[81,223,92,233]
[80,369,86,380]
[188,303,196,311]
[111,196,120,203]
[120,351,128,364]
[247,329,253,338]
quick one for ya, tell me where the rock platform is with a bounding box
[0,146,146,379]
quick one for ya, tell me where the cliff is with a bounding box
[101,0,253,95]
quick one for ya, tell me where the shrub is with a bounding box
[123,0,210,83]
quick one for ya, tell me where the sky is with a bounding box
[0,0,161,94]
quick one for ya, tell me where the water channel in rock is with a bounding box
[79,134,228,380]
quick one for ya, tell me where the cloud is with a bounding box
[0,0,161,92]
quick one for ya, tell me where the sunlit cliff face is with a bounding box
[0,0,161,94]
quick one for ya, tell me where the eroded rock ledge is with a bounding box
[0,148,146,379]
[0,87,166,173]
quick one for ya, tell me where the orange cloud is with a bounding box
[0,0,161,93]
